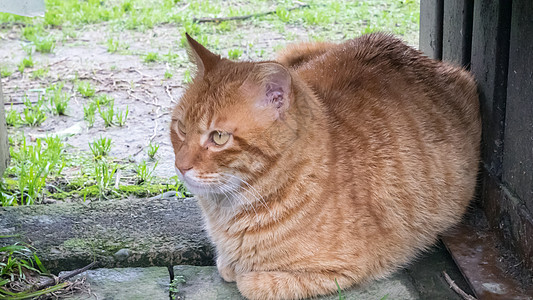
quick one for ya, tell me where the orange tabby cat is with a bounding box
[170,33,481,299]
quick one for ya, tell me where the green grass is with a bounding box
[33,35,56,53]
[164,70,173,79]
[335,278,345,300]
[89,137,112,159]
[147,142,159,160]
[83,101,97,127]
[228,48,243,60]
[5,106,22,127]
[106,37,120,53]
[30,67,49,79]
[0,67,13,78]
[46,83,70,115]
[5,136,65,205]
[135,160,157,185]
[143,52,159,63]
[97,100,115,127]
[95,94,113,106]
[0,239,67,298]
[76,81,96,97]
[115,106,129,127]
[22,96,47,126]
[93,160,118,199]
[18,56,34,73]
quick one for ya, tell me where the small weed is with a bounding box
[5,106,22,127]
[335,278,344,300]
[7,136,65,205]
[216,21,233,32]
[89,137,112,159]
[22,26,41,40]
[33,36,55,53]
[135,160,157,185]
[94,94,113,106]
[227,48,243,60]
[115,106,129,127]
[0,67,13,77]
[22,96,47,126]
[147,142,159,160]
[77,81,95,97]
[276,8,291,22]
[0,239,67,297]
[18,56,34,73]
[164,70,173,79]
[162,50,180,64]
[143,52,159,63]
[83,102,97,127]
[21,43,34,56]
[30,67,49,79]
[97,101,115,127]
[301,9,330,25]
[122,0,133,12]
[106,37,120,53]
[93,160,118,199]
[46,83,69,115]
[169,275,186,300]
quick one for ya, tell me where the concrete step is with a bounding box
[64,245,469,300]
[67,265,417,300]
[1,197,472,299]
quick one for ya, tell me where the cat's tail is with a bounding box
[276,41,336,69]
[236,270,358,300]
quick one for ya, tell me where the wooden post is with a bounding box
[419,0,443,59]
[0,78,9,177]
[442,0,474,67]
[471,0,512,179]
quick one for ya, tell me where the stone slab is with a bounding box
[63,244,469,300]
[0,197,214,273]
[66,266,417,300]
[172,265,418,300]
[67,267,170,300]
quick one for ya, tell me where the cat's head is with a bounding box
[170,34,298,198]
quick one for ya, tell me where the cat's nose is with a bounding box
[176,164,193,175]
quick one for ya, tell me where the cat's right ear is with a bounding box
[185,33,221,78]
[240,62,292,120]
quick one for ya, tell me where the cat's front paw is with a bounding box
[216,257,236,282]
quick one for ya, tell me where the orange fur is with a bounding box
[170,33,481,299]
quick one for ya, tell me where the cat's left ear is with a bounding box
[240,62,292,120]
[186,33,221,78]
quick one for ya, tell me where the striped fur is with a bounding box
[170,33,481,299]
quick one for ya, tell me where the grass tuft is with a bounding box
[77,81,96,97]
[143,52,159,63]
[89,137,112,159]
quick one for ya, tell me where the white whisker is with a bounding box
[220,173,272,217]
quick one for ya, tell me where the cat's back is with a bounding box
[293,33,478,124]
[288,33,481,240]
[291,33,480,149]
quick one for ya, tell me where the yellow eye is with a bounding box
[178,121,186,136]
[212,131,230,145]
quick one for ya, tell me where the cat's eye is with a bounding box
[178,121,186,136]
[211,131,230,146]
